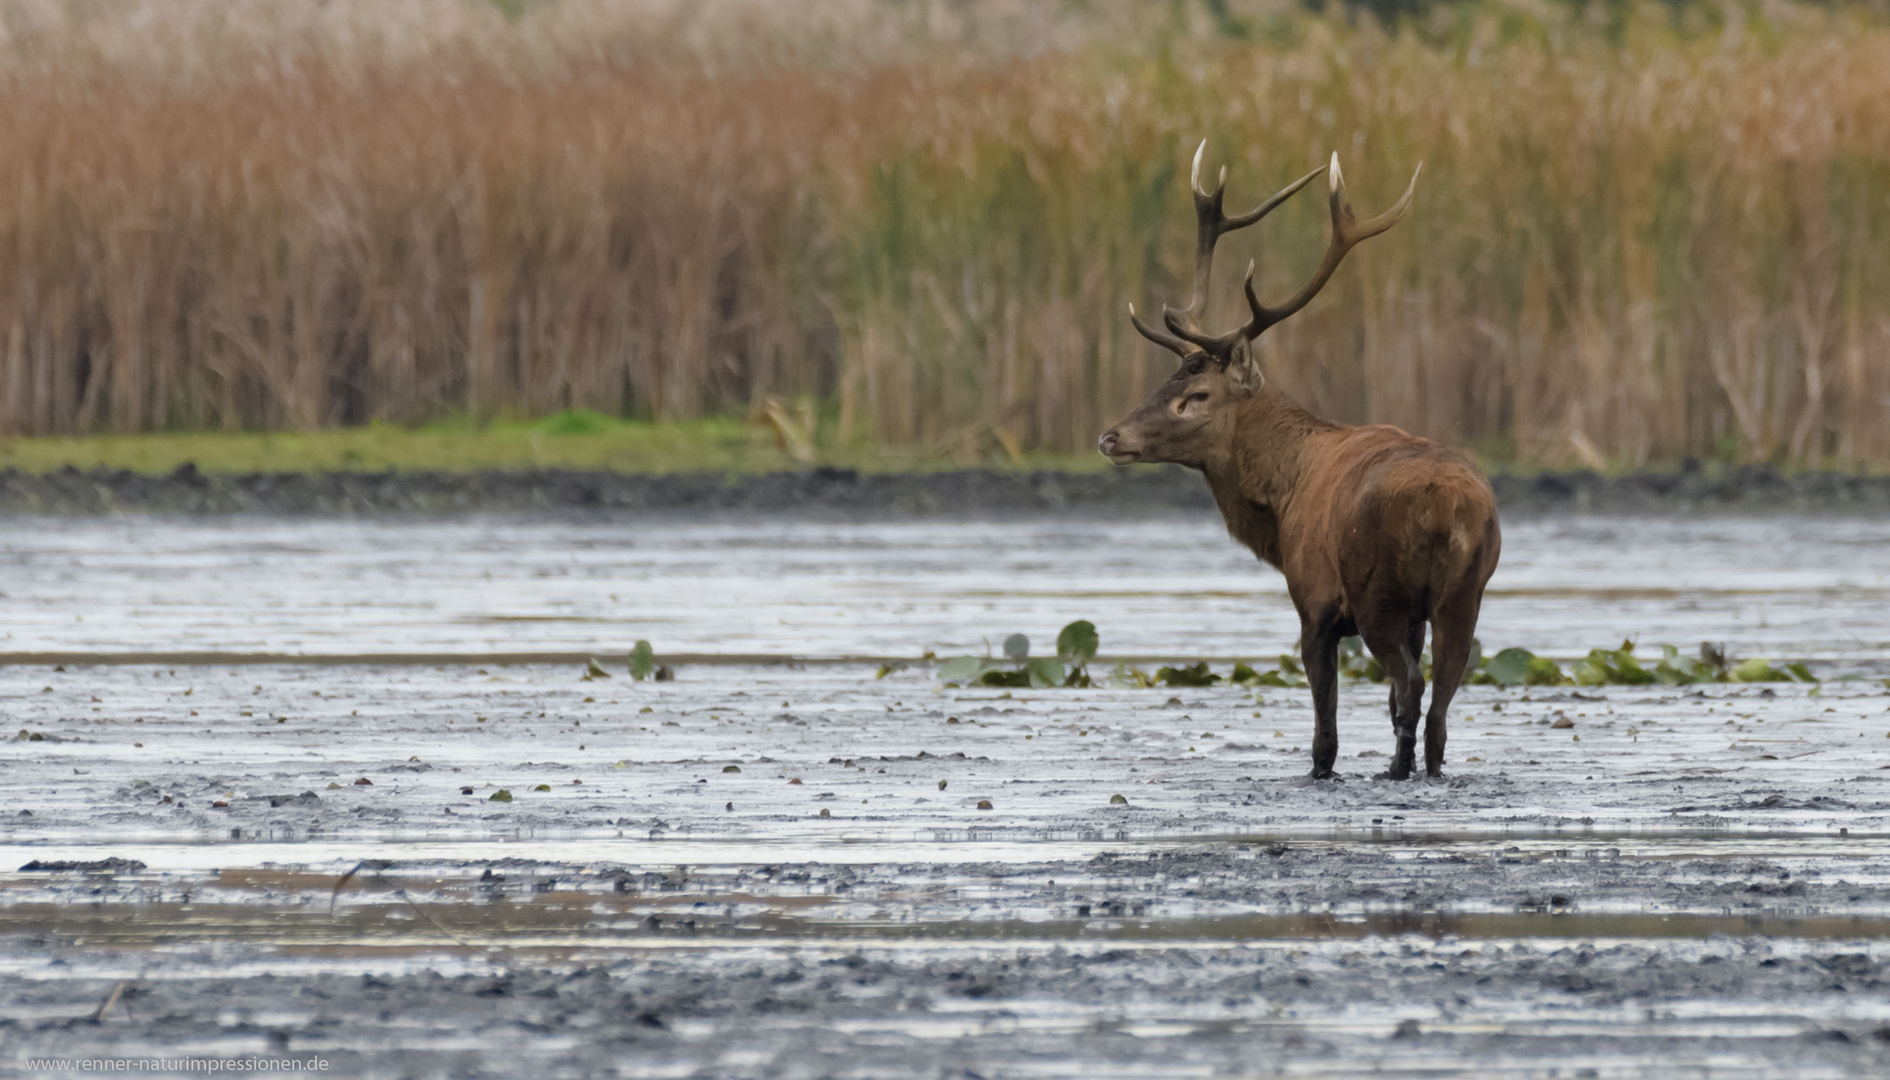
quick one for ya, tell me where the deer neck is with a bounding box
[1199,382,1335,567]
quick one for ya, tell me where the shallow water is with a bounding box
[6,513,1890,660]
[5,511,1890,1077]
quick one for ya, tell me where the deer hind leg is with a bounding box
[1301,616,1345,780]
[1424,590,1483,778]
[1358,613,1424,780]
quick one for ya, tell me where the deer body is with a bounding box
[1101,145,1500,780]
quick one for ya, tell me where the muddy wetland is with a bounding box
[5,509,1890,1078]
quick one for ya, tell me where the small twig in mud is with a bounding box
[328,861,363,916]
[89,980,126,1023]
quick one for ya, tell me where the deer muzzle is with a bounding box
[1098,427,1140,465]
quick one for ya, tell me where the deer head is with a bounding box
[1098,142,1418,468]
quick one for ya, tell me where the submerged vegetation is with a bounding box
[1,1,1889,469]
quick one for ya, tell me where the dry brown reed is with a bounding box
[2,0,1889,466]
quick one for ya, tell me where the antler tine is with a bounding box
[1162,153,1419,356]
[1231,153,1422,339]
[1160,141,1327,335]
[1127,303,1197,359]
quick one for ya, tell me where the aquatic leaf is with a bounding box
[532,784,551,792]
[1573,644,1654,686]
[610,760,629,769]
[1056,621,1099,664]
[353,777,373,786]
[1003,634,1030,661]
[1484,648,1537,687]
[1609,645,1655,685]
[629,641,654,681]
[977,668,1031,688]
[1572,656,1610,687]
[723,765,741,773]
[1156,662,1219,687]
[937,657,985,686]
[1230,663,1262,686]
[489,790,513,802]
[1525,655,1568,685]
[1277,654,1306,677]
[1785,662,1818,683]
[1025,658,1066,689]
[938,780,947,790]
[585,658,612,680]
[1109,794,1128,805]
[976,799,993,810]
[818,808,831,818]
[1655,643,1719,685]
[1108,663,1156,689]
[1731,657,1791,682]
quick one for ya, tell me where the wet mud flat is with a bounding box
[4,461,1890,516]
[4,514,1890,1076]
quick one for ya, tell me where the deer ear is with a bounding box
[1227,342,1266,393]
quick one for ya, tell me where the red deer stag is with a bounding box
[1098,144,1501,781]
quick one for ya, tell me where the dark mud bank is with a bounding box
[4,462,1888,516]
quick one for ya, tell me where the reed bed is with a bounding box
[1,0,1887,466]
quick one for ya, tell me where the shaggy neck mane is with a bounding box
[1199,381,1337,569]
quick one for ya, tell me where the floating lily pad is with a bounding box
[1003,634,1030,661]
[1732,657,1792,682]
[489,790,513,802]
[1056,620,1099,664]
[629,641,654,681]
[937,656,985,686]
[1482,647,1567,687]
[1025,658,1066,689]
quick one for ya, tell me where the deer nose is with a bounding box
[1098,430,1118,456]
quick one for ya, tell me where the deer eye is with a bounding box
[1186,392,1210,404]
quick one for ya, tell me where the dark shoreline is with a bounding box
[3,462,1887,516]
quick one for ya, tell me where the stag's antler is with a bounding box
[1134,149,1419,362]
[1129,141,1324,359]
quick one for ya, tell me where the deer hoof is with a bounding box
[1382,763,1413,782]
[1308,767,1341,781]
